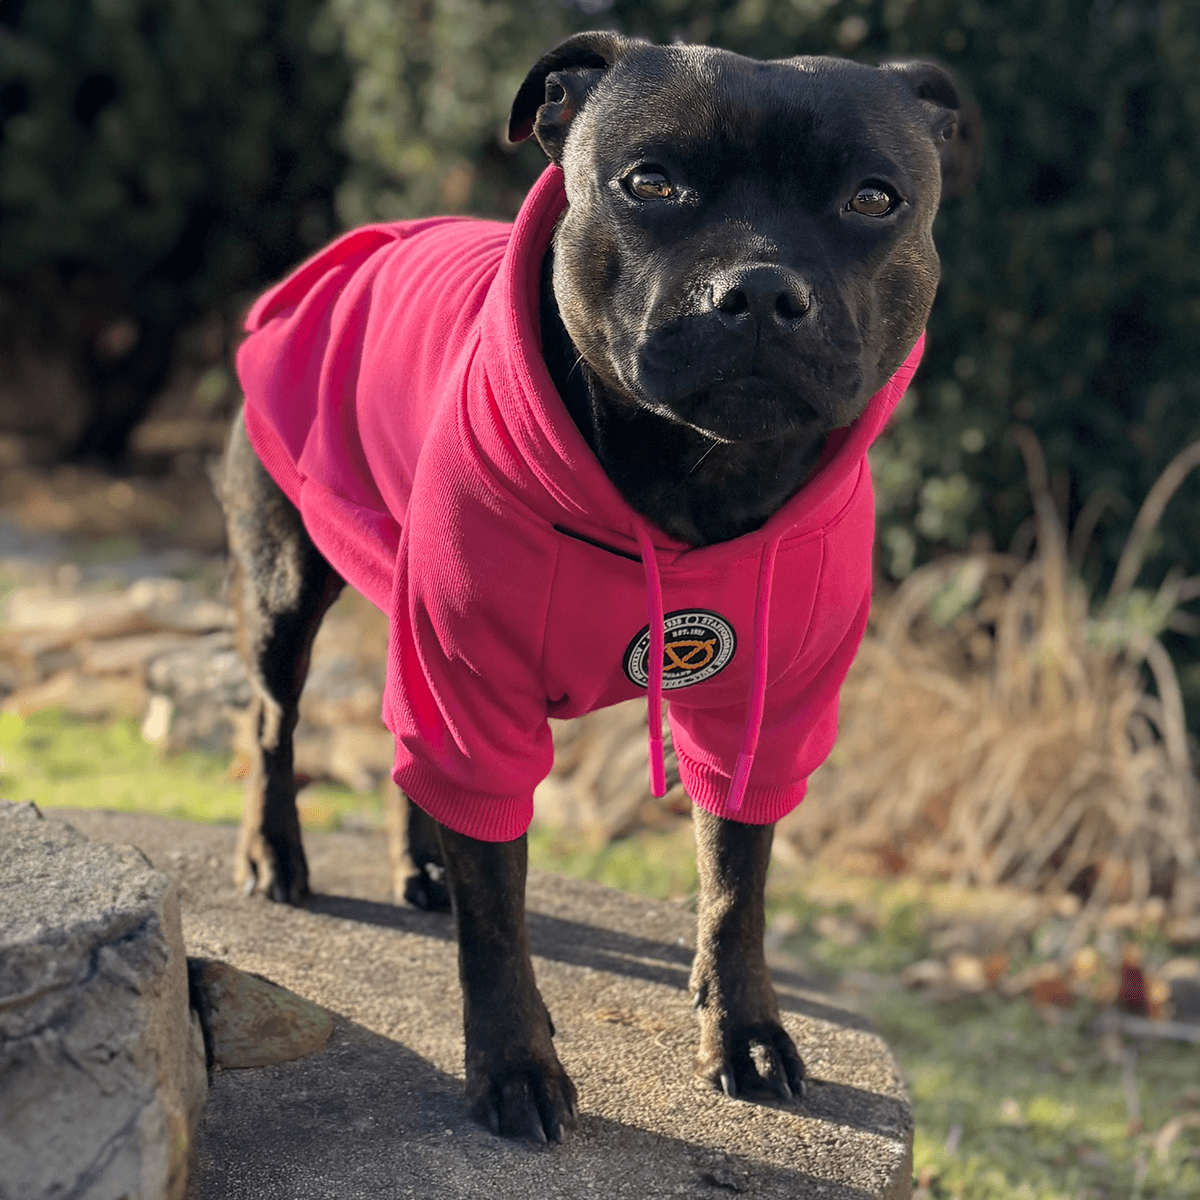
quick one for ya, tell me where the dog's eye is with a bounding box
[626,168,674,200]
[847,185,897,217]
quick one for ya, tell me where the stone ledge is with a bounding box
[0,802,207,1200]
[46,808,913,1200]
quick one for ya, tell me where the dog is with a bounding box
[222,31,965,1143]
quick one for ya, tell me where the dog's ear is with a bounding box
[881,60,980,201]
[509,31,638,163]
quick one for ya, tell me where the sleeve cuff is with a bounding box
[677,754,808,825]
[395,766,534,842]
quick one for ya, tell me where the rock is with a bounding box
[0,801,207,1200]
[899,959,950,989]
[299,652,385,727]
[187,959,333,1069]
[294,721,395,793]
[81,632,202,676]
[146,632,252,751]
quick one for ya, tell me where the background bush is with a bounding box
[3,0,1199,695]
[0,0,349,457]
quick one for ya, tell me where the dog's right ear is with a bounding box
[881,59,980,201]
[509,31,639,163]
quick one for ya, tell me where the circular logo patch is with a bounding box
[622,609,737,691]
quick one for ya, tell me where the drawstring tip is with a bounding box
[726,752,753,815]
[648,732,667,798]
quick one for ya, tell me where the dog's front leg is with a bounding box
[436,823,578,1142]
[690,807,806,1101]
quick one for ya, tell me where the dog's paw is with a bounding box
[468,1063,579,1144]
[234,834,310,905]
[403,861,451,912]
[696,1020,806,1104]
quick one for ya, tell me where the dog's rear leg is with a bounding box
[223,410,344,902]
[384,786,452,912]
[437,824,578,1142]
[690,807,806,1102]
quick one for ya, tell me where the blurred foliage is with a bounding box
[324,0,567,224]
[322,0,1200,705]
[0,0,348,307]
[0,0,349,439]
[4,1,1200,660]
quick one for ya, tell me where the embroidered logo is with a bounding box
[622,609,737,690]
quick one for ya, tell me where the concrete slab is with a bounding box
[48,809,913,1200]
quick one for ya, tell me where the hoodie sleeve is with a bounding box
[382,433,559,842]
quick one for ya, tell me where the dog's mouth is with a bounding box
[618,313,868,442]
[665,376,827,444]
[624,353,867,444]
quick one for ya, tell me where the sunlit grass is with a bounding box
[0,708,380,831]
[879,991,1200,1199]
[528,820,698,901]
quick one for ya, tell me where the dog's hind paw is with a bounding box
[234,833,310,905]
[403,862,451,912]
[697,1021,806,1104]
[468,1064,579,1144]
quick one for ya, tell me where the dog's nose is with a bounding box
[710,266,811,327]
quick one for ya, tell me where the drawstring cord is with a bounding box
[725,535,780,814]
[634,522,668,797]
[635,522,781,813]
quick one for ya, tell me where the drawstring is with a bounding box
[634,522,782,814]
[725,535,781,815]
[634,522,668,797]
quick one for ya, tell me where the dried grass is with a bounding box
[788,430,1200,934]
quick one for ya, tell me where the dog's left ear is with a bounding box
[881,60,979,201]
[509,31,640,163]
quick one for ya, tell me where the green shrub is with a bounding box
[327,0,1200,699]
[0,0,349,455]
[5,1,1199,692]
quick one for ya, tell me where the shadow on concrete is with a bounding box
[301,890,901,1146]
[187,1015,887,1200]
[306,891,873,1031]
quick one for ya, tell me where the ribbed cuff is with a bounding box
[677,754,807,825]
[395,766,534,842]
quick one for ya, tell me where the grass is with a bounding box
[5,706,1198,1198]
[0,707,381,831]
[880,991,1200,1199]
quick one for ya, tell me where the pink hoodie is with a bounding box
[238,166,923,842]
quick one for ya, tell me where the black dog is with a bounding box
[222,32,964,1143]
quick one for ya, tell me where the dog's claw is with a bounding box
[700,1021,806,1107]
[469,1066,577,1144]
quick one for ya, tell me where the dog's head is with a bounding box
[511,33,964,444]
